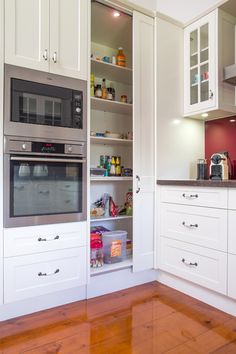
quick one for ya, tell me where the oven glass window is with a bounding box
[10,160,83,217]
[11,78,83,129]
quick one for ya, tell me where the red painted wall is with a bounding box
[205,116,236,179]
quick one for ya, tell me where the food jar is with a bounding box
[90,234,104,268]
[95,84,102,98]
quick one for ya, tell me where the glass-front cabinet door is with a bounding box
[184,11,217,116]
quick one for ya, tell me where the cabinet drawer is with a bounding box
[228,254,236,299]
[159,238,227,294]
[4,247,87,303]
[160,204,227,251]
[160,186,227,208]
[4,222,87,257]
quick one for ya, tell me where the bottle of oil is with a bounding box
[90,73,95,97]
[115,156,121,176]
[116,47,126,67]
[102,78,107,99]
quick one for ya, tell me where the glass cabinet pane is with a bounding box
[200,23,209,63]
[200,63,209,102]
[190,29,198,68]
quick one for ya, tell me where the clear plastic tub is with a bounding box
[102,230,127,264]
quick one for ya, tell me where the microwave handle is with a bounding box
[10,156,86,163]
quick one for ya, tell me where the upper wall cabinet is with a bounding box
[184,9,236,120]
[5,0,88,80]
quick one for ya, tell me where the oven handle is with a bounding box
[10,156,86,163]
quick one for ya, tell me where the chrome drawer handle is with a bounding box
[43,49,48,61]
[182,193,198,199]
[38,269,60,277]
[136,175,140,194]
[39,190,50,195]
[182,221,198,228]
[52,51,57,63]
[38,235,60,242]
[182,258,198,267]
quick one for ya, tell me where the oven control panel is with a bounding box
[4,136,86,157]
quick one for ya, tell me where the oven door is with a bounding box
[4,155,87,227]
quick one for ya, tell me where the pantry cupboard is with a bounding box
[90,2,155,275]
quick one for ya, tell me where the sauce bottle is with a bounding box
[116,47,126,67]
[102,78,107,99]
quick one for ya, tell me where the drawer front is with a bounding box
[159,238,227,294]
[228,210,236,255]
[228,189,236,210]
[160,204,227,251]
[4,247,87,303]
[4,222,87,257]
[228,254,236,299]
[160,186,227,208]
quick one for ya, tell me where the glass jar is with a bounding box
[95,84,102,98]
[116,47,126,67]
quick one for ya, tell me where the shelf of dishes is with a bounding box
[91,97,132,115]
[91,58,132,85]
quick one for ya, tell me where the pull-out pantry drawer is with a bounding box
[160,186,227,209]
[4,222,87,257]
[4,247,87,303]
[159,238,227,294]
[160,204,227,251]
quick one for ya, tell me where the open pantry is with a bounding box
[89,0,155,276]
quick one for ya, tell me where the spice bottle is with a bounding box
[102,78,107,99]
[90,73,95,97]
[116,47,126,67]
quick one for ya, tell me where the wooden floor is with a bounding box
[0,282,236,354]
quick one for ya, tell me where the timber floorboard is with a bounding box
[0,282,236,353]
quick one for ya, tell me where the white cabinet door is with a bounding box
[5,0,50,71]
[49,0,88,80]
[184,10,217,116]
[133,12,155,272]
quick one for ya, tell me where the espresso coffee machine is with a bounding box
[209,152,229,180]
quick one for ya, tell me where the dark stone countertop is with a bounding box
[156,179,236,188]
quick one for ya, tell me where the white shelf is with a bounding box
[91,215,133,223]
[91,97,132,115]
[90,136,133,146]
[90,256,133,276]
[90,176,133,182]
[91,58,132,85]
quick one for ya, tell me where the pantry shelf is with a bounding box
[91,97,132,115]
[90,215,133,223]
[91,58,132,85]
[90,256,133,276]
[90,176,133,182]
[90,136,133,146]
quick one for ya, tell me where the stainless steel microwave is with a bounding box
[4,64,87,142]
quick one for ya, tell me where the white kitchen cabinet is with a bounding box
[184,9,236,120]
[5,0,88,79]
[4,247,87,303]
[133,11,155,271]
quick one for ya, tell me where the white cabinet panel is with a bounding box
[4,222,87,257]
[159,237,227,294]
[228,254,236,299]
[160,186,227,208]
[50,0,88,79]
[228,210,236,255]
[5,0,49,71]
[228,189,236,210]
[133,11,155,272]
[4,247,87,303]
[161,203,227,251]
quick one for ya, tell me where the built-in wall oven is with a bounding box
[4,64,87,141]
[4,136,87,227]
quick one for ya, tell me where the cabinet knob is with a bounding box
[52,51,57,63]
[182,258,198,267]
[43,49,48,61]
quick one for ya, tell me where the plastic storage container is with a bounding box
[102,230,127,264]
